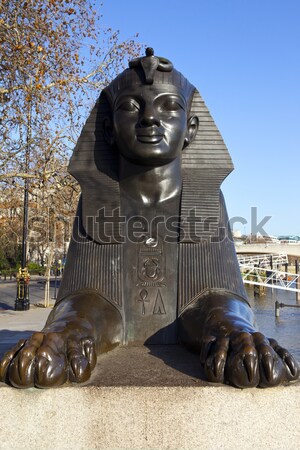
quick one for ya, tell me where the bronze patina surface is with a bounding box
[1,48,299,388]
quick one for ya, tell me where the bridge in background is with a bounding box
[235,243,300,257]
[237,253,288,267]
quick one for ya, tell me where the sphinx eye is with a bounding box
[161,99,184,112]
[116,99,140,112]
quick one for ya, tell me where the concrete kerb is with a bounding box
[0,382,299,450]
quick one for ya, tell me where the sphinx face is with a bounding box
[112,84,188,166]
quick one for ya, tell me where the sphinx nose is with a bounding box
[139,106,161,127]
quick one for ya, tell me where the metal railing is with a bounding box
[240,264,300,293]
[237,253,288,267]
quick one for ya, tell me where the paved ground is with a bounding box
[0,274,59,310]
[0,275,58,358]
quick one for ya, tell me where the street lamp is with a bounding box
[15,105,31,311]
[15,176,30,310]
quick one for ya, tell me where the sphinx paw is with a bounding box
[200,331,299,388]
[0,332,97,388]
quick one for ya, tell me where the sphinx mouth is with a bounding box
[136,135,164,144]
[136,129,164,144]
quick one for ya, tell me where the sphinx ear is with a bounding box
[103,116,115,146]
[183,115,199,149]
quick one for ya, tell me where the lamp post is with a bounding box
[15,105,31,311]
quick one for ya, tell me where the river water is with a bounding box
[246,285,300,361]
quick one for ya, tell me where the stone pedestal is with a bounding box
[0,346,299,450]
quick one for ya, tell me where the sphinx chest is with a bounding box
[121,195,180,344]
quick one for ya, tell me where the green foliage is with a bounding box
[27,261,44,274]
[0,241,22,270]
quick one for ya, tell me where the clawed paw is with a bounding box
[201,331,300,388]
[0,332,97,388]
[268,338,300,382]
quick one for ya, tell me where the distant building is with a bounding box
[232,229,242,238]
[245,234,280,244]
[264,235,280,244]
[278,235,300,243]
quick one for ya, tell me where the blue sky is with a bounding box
[100,0,300,236]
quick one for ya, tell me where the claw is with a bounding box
[244,353,257,383]
[281,354,300,381]
[82,339,97,370]
[200,336,216,364]
[33,338,69,388]
[69,356,91,383]
[284,355,297,377]
[0,339,26,383]
[261,354,274,382]
[204,337,228,383]
[9,355,35,388]
[225,335,260,388]
[67,338,92,383]
[214,354,225,378]
[268,338,279,350]
[8,340,42,388]
[268,341,300,381]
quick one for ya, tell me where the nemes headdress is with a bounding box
[69,48,234,243]
[104,47,195,108]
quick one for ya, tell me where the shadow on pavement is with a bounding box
[0,330,35,358]
[0,302,14,311]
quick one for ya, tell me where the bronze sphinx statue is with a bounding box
[1,48,299,388]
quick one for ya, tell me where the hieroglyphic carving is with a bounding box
[137,288,166,316]
[153,289,166,315]
[138,289,149,315]
[137,243,165,287]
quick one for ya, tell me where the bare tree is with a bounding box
[0,0,141,271]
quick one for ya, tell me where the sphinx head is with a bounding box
[103,48,199,166]
[68,48,233,244]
